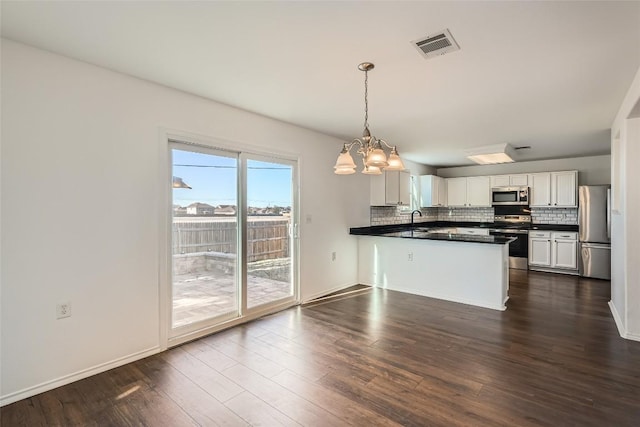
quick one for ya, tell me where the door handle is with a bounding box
[606,188,611,239]
[288,223,299,238]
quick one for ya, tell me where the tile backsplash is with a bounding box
[370,206,437,226]
[369,206,578,226]
[370,206,493,225]
[530,208,578,225]
[439,207,494,223]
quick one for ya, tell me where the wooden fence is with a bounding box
[172,217,290,262]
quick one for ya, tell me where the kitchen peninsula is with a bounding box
[350,224,513,311]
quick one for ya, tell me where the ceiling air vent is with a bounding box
[412,29,460,59]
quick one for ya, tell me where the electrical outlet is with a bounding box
[408,252,413,261]
[331,251,337,261]
[56,302,71,319]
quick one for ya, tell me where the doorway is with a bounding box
[169,141,298,341]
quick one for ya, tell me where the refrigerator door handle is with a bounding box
[606,188,611,240]
[581,242,611,250]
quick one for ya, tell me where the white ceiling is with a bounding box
[2,1,639,167]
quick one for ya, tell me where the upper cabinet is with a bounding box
[528,171,577,207]
[419,175,446,207]
[467,176,492,207]
[552,171,577,207]
[371,170,411,206]
[446,176,491,207]
[490,174,528,188]
[446,177,467,207]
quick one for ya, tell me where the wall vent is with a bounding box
[412,29,460,59]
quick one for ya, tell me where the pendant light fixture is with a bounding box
[334,62,405,175]
[172,176,192,189]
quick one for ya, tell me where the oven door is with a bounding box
[490,229,529,269]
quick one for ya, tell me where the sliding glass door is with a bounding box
[171,147,239,329]
[245,156,295,309]
[169,142,297,338]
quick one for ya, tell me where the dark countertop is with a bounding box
[350,221,578,244]
[529,224,579,232]
[368,229,516,245]
[350,225,514,245]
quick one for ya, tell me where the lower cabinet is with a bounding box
[528,231,578,274]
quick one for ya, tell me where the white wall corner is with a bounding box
[300,282,361,303]
[608,300,626,338]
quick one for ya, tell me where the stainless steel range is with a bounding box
[490,212,531,270]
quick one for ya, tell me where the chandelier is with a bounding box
[334,62,405,175]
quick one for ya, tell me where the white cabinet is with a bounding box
[466,177,491,207]
[552,172,577,207]
[529,230,578,272]
[528,171,577,207]
[529,173,551,206]
[529,231,552,266]
[490,174,528,188]
[552,232,578,269]
[491,175,510,187]
[371,170,411,206]
[447,176,491,207]
[511,174,529,186]
[420,175,446,207]
[446,177,468,207]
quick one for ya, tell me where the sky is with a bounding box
[172,149,293,208]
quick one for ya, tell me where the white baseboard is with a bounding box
[608,300,640,341]
[301,282,360,303]
[0,346,161,407]
[625,331,640,342]
[609,300,626,338]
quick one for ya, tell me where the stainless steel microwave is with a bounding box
[491,186,529,206]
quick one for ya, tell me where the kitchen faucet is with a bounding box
[411,209,422,227]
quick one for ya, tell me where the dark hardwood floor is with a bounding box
[3,270,640,426]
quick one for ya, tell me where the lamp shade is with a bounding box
[365,148,388,168]
[384,148,405,171]
[334,150,356,174]
[362,164,382,175]
[172,176,192,189]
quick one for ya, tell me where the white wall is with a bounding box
[436,155,611,185]
[403,158,436,176]
[610,64,640,341]
[0,40,370,404]
[624,118,640,336]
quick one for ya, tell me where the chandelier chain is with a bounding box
[364,70,369,131]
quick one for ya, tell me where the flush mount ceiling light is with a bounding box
[465,143,516,165]
[334,62,405,175]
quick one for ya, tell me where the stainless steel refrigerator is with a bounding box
[578,185,611,279]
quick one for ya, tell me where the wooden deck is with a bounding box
[3,270,639,426]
